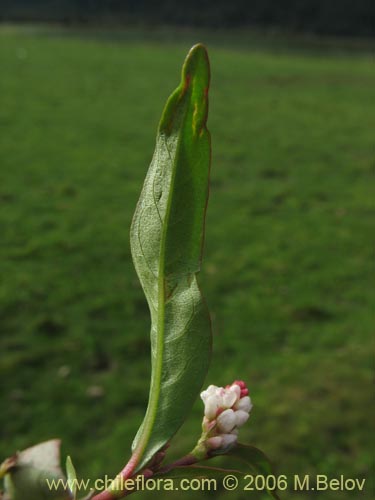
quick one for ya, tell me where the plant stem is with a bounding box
[90,454,198,500]
[156,453,198,475]
[90,468,154,500]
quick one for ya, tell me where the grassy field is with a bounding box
[0,25,374,499]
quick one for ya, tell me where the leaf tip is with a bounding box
[182,43,210,90]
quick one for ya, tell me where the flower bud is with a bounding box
[206,436,223,450]
[217,409,236,433]
[235,410,249,427]
[221,433,238,449]
[234,395,252,413]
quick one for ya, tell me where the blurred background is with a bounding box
[0,0,374,36]
[0,1,374,499]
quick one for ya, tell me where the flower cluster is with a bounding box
[199,380,252,452]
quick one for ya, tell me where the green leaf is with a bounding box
[226,444,281,500]
[130,44,212,473]
[2,440,72,500]
[66,456,77,499]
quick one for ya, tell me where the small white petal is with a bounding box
[206,436,223,450]
[200,385,219,403]
[217,409,236,433]
[214,387,225,399]
[205,395,219,419]
[222,388,238,408]
[207,384,219,393]
[221,433,238,448]
[234,396,252,413]
[235,410,250,428]
[210,387,224,409]
[229,384,241,399]
[200,391,208,402]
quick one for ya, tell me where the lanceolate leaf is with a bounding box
[130,44,212,473]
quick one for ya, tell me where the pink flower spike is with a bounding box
[198,381,252,455]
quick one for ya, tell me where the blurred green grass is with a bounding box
[0,25,374,499]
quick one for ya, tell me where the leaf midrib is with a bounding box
[133,106,186,466]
